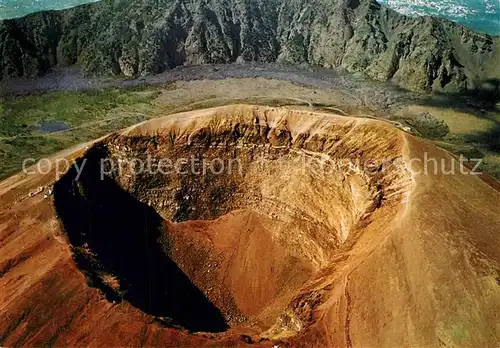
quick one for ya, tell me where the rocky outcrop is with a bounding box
[1,0,499,93]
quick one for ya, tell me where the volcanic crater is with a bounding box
[53,105,413,339]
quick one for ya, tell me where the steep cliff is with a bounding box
[1,0,499,93]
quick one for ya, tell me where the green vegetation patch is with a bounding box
[402,112,450,140]
[0,87,163,180]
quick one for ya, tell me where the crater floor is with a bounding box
[1,105,499,347]
[53,105,411,337]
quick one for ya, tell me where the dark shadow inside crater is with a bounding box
[53,145,228,333]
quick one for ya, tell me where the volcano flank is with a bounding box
[0,105,499,347]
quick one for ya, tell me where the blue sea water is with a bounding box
[0,0,499,35]
[0,0,100,20]
[378,0,500,35]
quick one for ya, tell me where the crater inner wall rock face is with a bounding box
[53,105,413,338]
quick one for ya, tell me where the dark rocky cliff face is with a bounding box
[1,0,499,94]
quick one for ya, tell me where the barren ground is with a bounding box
[0,105,499,347]
[1,67,499,180]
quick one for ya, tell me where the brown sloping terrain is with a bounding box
[0,105,499,347]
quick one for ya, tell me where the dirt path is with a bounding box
[0,63,417,112]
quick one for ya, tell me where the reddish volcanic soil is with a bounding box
[0,105,499,347]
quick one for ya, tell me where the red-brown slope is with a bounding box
[0,105,499,347]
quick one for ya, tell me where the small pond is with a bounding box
[39,121,70,133]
